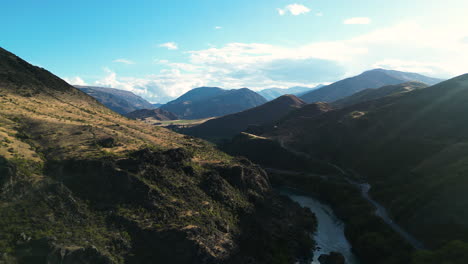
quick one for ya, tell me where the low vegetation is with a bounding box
[0,47,316,264]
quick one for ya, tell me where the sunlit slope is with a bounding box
[0,47,201,161]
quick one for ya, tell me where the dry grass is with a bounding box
[0,87,227,163]
[141,117,215,127]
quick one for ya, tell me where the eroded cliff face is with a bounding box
[1,148,315,264]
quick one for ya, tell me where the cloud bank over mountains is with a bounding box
[65,19,468,103]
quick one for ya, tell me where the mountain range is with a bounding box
[76,85,156,114]
[160,87,267,119]
[300,69,442,103]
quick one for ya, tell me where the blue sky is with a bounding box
[1,0,468,103]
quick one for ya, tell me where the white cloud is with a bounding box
[63,76,87,86]
[94,67,204,103]
[316,12,323,17]
[113,58,135,64]
[461,36,468,44]
[87,19,468,103]
[372,59,443,75]
[277,4,310,16]
[157,59,201,72]
[159,42,178,50]
[344,17,372,25]
[214,26,222,30]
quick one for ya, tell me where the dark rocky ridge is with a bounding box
[2,149,316,264]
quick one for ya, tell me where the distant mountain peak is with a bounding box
[160,87,266,119]
[300,69,443,103]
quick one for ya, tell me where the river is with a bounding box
[351,181,424,249]
[270,165,424,264]
[281,189,361,264]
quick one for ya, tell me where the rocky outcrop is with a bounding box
[318,252,345,264]
[1,148,316,264]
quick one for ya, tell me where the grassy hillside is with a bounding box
[0,47,315,264]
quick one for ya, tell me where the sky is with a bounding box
[1,0,468,103]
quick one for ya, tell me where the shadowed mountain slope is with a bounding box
[160,87,267,119]
[267,74,468,249]
[182,95,306,140]
[332,81,429,108]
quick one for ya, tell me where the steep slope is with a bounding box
[160,87,267,119]
[332,81,429,108]
[76,86,155,114]
[300,69,442,103]
[0,47,316,264]
[182,95,306,140]
[125,108,178,121]
[263,102,334,138]
[268,74,468,249]
[259,86,318,101]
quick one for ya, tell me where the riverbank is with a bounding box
[280,188,360,264]
[270,170,414,264]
